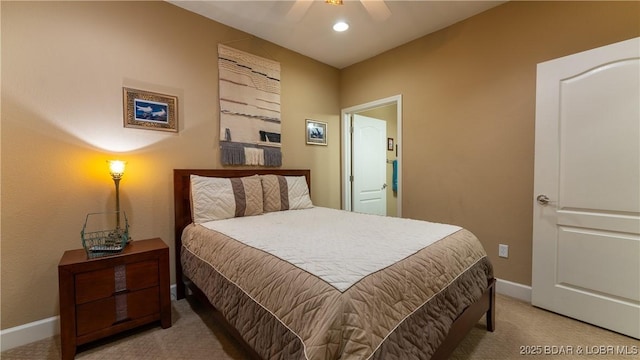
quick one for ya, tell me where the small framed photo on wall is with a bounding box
[123,87,178,132]
[388,138,394,151]
[306,119,327,145]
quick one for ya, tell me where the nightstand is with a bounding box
[58,238,171,360]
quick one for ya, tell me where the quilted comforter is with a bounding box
[181,207,493,360]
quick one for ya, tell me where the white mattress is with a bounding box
[201,207,461,292]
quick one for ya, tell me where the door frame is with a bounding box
[341,95,402,217]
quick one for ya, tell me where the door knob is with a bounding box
[382,183,388,190]
[536,194,550,205]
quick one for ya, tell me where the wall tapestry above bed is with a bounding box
[218,44,282,167]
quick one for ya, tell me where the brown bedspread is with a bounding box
[181,222,493,360]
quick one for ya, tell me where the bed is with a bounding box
[173,168,495,360]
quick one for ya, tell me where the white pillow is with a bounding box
[286,176,313,210]
[260,175,313,212]
[190,175,263,224]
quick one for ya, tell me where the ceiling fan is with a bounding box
[287,0,391,23]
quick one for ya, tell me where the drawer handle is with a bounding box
[114,292,128,322]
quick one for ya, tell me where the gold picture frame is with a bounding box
[123,87,178,132]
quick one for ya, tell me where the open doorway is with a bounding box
[341,95,402,217]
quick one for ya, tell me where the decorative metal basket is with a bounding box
[81,211,129,259]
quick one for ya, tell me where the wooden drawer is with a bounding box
[75,259,159,304]
[76,286,160,336]
[58,238,171,360]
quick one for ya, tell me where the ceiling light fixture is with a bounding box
[333,21,349,32]
[325,0,343,5]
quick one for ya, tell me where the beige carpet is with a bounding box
[2,294,638,359]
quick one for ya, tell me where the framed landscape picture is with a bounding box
[306,119,327,145]
[123,87,178,132]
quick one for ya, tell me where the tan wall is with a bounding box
[340,1,640,286]
[1,1,340,329]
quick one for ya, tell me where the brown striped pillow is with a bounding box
[260,175,313,212]
[190,175,263,224]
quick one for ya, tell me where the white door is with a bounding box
[352,114,387,215]
[532,37,640,339]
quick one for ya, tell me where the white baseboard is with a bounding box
[0,284,179,352]
[1,281,530,352]
[170,283,177,300]
[495,278,532,303]
[0,316,59,352]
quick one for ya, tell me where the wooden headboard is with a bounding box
[173,169,311,299]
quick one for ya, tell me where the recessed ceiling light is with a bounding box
[333,21,349,32]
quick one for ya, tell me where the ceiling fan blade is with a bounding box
[286,0,314,23]
[360,0,391,21]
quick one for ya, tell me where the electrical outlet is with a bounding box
[498,244,509,258]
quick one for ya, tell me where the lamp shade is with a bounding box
[108,160,126,179]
